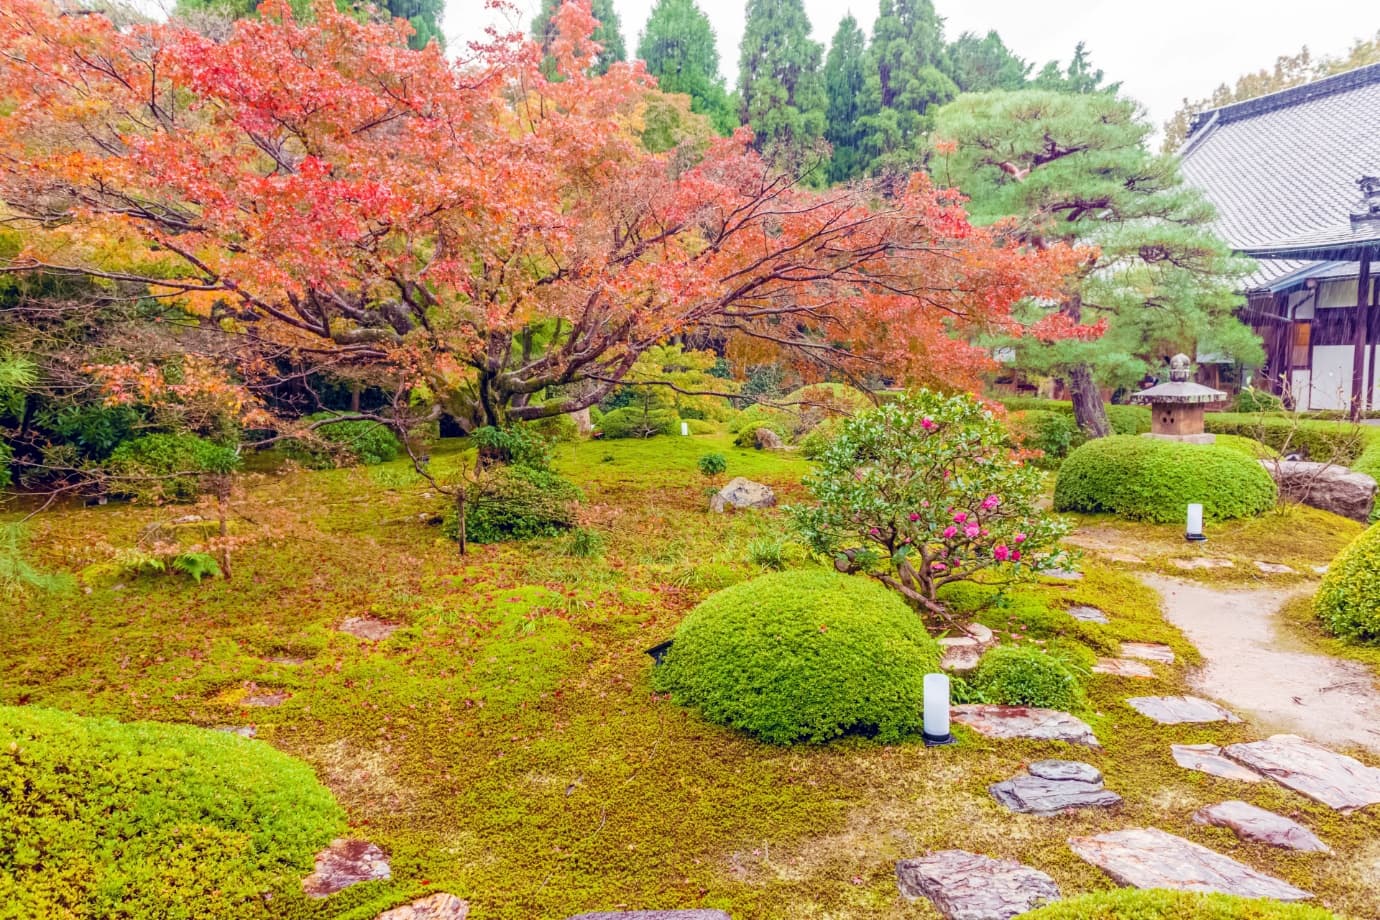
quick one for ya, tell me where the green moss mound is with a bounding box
[1053,436,1277,523]
[1021,889,1340,919]
[652,570,940,744]
[597,406,679,439]
[1316,523,1380,643]
[973,644,1085,710]
[1212,434,1280,459]
[0,706,344,919]
[448,465,583,544]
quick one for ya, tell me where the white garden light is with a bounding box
[680,421,689,436]
[923,672,954,746]
[1186,503,1206,542]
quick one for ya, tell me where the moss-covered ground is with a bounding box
[5,432,1380,919]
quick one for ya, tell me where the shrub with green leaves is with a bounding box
[597,406,679,439]
[0,705,344,919]
[0,441,10,490]
[1007,409,1082,467]
[697,453,727,478]
[973,644,1085,710]
[471,423,551,469]
[1053,435,1277,523]
[1234,387,1286,413]
[652,570,941,744]
[790,389,1072,608]
[445,465,583,544]
[105,433,240,503]
[798,416,845,459]
[1020,890,1339,920]
[1211,434,1279,459]
[1315,523,1380,643]
[1106,404,1152,435]
[286,413,402,468]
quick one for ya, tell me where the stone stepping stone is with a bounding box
[990,761,1122,815]
[1172,558,1235,570]
[966,623,995,644]
[243,688,290,708]
[378,893,470,920]
[1224,734,1380,813]
[1254,561,1295,575]
[216,725,257,738]
[1171,744,1264,783]
[1092,658,1155,678]
[1101,552,1146,565]
[1126,695,1242,725]
[339,616,401,641]
[896,850,1061,920]
[1121,643,1175,664]
[1067,827,1312,901]
[1066,605,1109,624]
[303,839,391,897]
[940,637,983,672]
[1043,568,1084,581]
[1194,801,1330,853]
[951,705,1099,747]
[567,913,730,920]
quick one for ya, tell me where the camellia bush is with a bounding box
[789,390,1072,612]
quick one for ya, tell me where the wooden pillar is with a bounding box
[1352,251,1372,421]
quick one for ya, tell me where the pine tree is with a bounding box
[858,0,957,176]
[823,15,868,183]
[534,0,626,75]
[737,0,829,176]
[933,91,1258,437]
[637,0,737,134]
[948,30,1031,92]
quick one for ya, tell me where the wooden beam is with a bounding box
[1352,251,1372,421]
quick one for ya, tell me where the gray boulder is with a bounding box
[753,427,786,450]
[1260,459,1376,522]
[709,477,776,513]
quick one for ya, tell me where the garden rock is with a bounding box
[939,637,983,672]
[1043,568,1084,581]
[566,913,731,920]
[1261,459,1377,522]
[339,616,400,641]
[303,839,391,897]
[965,622,995,644]
[1224,734,1380,813]
[708,477,776,513]
[1068,827,1312,901]
[753,427,785,450]
[1171,744,1264,783]
[1126,695,1242,724]
[377,893,470,920]
[1193,801,1330,852]
[990,761,1121,815]
[1254,561,1295,575]
[216,725,257,738]
[1092,658,1154,678]
[895,850,1061,920]
[1066,605,1109,623]
[1120,643,1175,664]
[1172,557,1235,570]
[951,705,1099,747]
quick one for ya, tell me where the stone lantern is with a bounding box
[1129,354,1226,444]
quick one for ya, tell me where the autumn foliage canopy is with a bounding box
[0,0,1087,427]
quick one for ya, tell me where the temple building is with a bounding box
[1180,63,1380,415]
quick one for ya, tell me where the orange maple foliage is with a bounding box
[0,0,1090,425]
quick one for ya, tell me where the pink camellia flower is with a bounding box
[964,524,980,539]
[921,500,930,507]
[942,525,958,539]
[982,494,1001,510]
[953,512,967,523]
[921,417,935,430]
[908,512,920,522]
[932,561,948,572]
[1011,550,1022,562]
[869,527,881,538]
[993,544,1010,561]
[980,528,989,537]
[1013,532,1027,544]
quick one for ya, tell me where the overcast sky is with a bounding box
[445,0,1377,132]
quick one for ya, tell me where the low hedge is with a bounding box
[597,406,679,439]
[1211,434,1280,459]
[973,644,1085,710]
[0,706,344,919]
[1315,523,1380,643]
[1204,413,1372,464]
[1053,435,1277,523]
[652,570,941,744]
[1021,890,1339,919]
[105,433,240,503]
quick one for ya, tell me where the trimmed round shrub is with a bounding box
[1106,404,1152,435]
[652,570,941,744]
[684,418,717,434]
[1212,433,1280,459]
[597,406,679,439]
[287,413,401,468]
[1053,435,1277,523]
[973,644,1085,710]
[1021,889,1339,920]
[1008,409,1082,467]
[106,433,240,503]
[1315,523,1380,643]
[0,705,344,919]
[445,465,583,544]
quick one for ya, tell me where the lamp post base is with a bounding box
[1185,533,1207,543]
[922,731,956,747]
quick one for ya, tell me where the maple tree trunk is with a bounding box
[1069,364,1111,439]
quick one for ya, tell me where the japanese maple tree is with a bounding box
[0,0,1084,430]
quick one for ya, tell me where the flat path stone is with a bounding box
[1224,734,1380,813]
[1068,827,1312,901]
[1029,760,1102,783]
[1066,605,1109,624]
[1043,568,1084,581]
[1126,695,1242,724]
[1194,801,1330,852]
[1093,658,1155,678]
[951,705,1099,747]
[1254,561,1296,575]
[990,772,1121,816]
[896,850,1061,920]
[1143,575,1380,753]
[1172,557,1235,570]
[378,894,470,919]
[1171,744,1264,783]
[339,616,401,641]
[940,638,983,672]
[567,913,730,920]
[216,725,257,738]
[1121,643,1175,664]
[303,838,391,897]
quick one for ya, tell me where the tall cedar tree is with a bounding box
[933,91,1259,438]
[637,0,736,134]
[0,0,1085,431]
[737,0,829,177]
[858,0,957,178]
[949,30,1031,92]
[534,0,625,74]
[1030,42,1119,95]
[823,15,868,183]
[174,0,445,49]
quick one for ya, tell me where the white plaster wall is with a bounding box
[1301,345,1378,411]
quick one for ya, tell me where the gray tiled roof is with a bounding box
[1179,62,1380,291]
